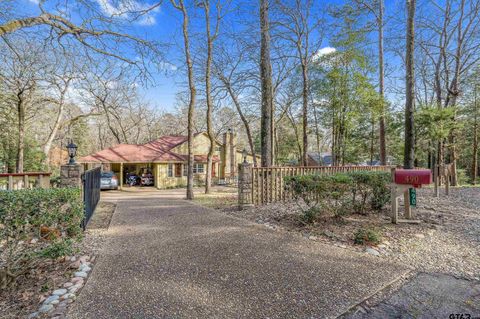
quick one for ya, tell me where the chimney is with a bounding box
[222,128,237,178]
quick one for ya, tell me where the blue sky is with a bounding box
[21,0,184,110]
[21,0,405,112]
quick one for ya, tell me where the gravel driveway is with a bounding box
[66,190,408,319]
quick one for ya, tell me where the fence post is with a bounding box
[238,162,253,210]
[23,174,29,189]
[390,167,398,224]
[7,175,13,190]
[60,164,84,188]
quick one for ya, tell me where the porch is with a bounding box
[85,161,221,190]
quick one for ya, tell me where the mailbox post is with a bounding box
[391,168,432,224]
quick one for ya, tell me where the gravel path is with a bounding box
[228,187,480,281]
[66,191,408,319]
[394,187,480,279]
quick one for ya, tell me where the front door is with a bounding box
[212,163,216,177]
[175,163,182,177]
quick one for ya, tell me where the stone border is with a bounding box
[28,255,94,319]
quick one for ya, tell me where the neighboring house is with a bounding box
[307,152,394,167]
[79,130,259,189]
[306,152,333,166]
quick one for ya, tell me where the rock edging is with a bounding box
[28,255,95,319]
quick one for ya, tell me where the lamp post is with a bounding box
[242,148,248,163]
[66,140,78,165]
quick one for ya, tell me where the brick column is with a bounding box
[238,162,253,210]
[60,164,84,188]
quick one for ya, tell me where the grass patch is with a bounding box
[87,202,116,230]
[354,227,382,245]
[194,193,237,210]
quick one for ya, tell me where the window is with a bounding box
[183,164,187,176]
[193,163,204,174]
[167,163,173,177]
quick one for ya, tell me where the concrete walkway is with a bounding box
[67,190,409,319]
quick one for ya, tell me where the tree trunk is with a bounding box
[260,0,273,167]
[437,2,451,168]
[222,81,257,167]
[447,0,466,186]
[287,111,303,161]
[173,0,196,199]
[331,101,336,166]
[472,85,478,184]
[301,60,309,166]
[378,0,387,165]
[370,116,375,164]
[313,104,321,155]
[16,93,25,173]
[43,103,64,166]
[43,81,70,167]
[204,0,215,194]
[404,0,416,169]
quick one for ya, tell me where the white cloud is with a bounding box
[159,62,177,71]
[96,0,122,15]
[138,15,157,26]
[312,46,337,63]
[95,0,160,26]
[27,0,40,4]
[317,47,336,56]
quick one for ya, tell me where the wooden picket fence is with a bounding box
[251,165,392,205]
[0,172,51,190]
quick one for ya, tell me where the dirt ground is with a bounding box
[0,201,116,319]
[204,186,480,280]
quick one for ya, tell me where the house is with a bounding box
[79,130,259,189]
[306,152,333,166]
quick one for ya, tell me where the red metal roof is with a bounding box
[179,155,220,163]
[79,135,219,163]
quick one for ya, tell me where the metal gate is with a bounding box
[82,167,101,229]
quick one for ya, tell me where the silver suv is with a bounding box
[100,171,119,190]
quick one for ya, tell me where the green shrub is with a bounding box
[354,227,382,245]
[325,174,354,217]
[302,207,322,224]
[284,175,328,223]
[285,171,391,222]
[0,188,83,288]
[285,173,354,222]
[456,169,469,185]
[349,171,391,213]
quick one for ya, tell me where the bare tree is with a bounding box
[202,0,222,194]
[353,0,387,165]
[0,41,48,172]
[0,0,161,75]
[416,0,480,181]
[213,46,258,167]
[275,0,324,166]
[171,0,196,200]
[42,53,78,164]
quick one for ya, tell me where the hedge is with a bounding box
[0,188,83,289]
[284,171,391,223]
